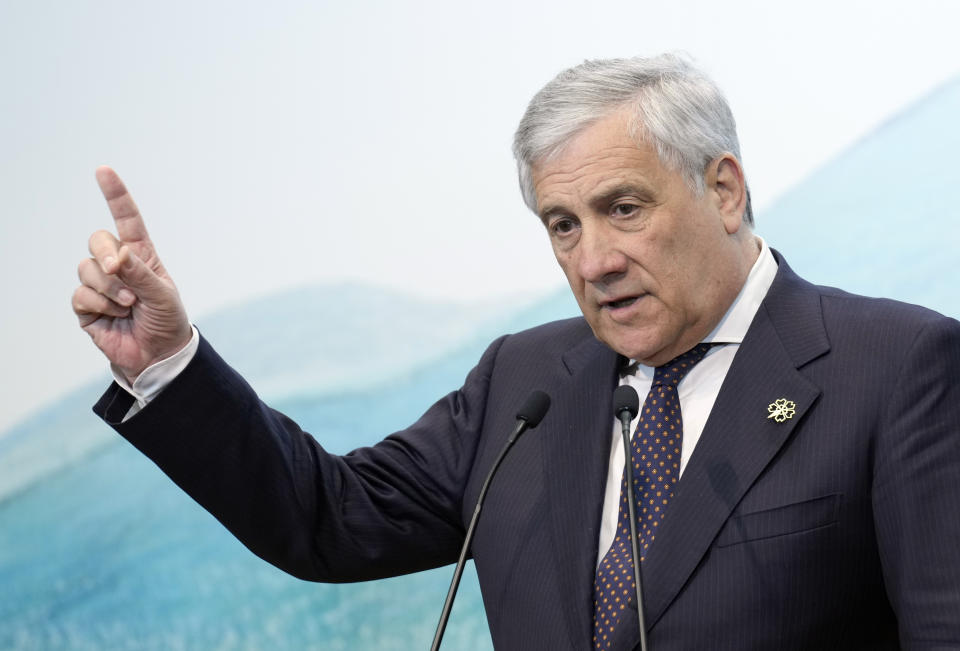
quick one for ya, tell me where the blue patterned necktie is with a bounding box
[592,343,715,649]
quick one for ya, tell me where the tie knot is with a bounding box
[652,343,715,387]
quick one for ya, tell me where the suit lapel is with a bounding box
[611,254,832,646]
[641,307,822,628]
[545,334,621,650]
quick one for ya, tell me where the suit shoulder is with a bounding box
[471,316,601,378]
[805,286,960,371]
[815,284,958,334]
[498,316,593,351]
[767,251,959,346]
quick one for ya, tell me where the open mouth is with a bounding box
[605,296,640,309]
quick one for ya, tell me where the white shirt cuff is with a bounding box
[112,326,200,421]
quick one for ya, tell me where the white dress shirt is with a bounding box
[596,238,778,565]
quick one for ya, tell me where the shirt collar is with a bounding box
[702,236,777,344]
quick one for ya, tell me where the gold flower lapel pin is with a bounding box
[767,398,796,423]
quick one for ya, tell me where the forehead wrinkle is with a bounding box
[533,117,664,216]
[535,156,658,219]
[534,138,648,181]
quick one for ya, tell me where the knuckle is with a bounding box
[72,286,107,316]
[71,289,87,314]
[88,229,116,254]
[88,230,106,247]
[77,257,94,279]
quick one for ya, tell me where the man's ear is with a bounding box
[705,154,748,234]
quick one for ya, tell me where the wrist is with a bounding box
[112,326,200,404]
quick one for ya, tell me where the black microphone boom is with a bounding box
[612,384,649,651]
[429,390,552,651]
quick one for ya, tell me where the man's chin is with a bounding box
[594,330,664,365]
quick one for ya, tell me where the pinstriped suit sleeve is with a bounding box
[94,333,508,583]
[872,314,960,648]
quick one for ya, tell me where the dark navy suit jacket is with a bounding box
[95,255,960,650]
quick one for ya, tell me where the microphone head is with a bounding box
[613,385,640,420]
[516,390,551,428]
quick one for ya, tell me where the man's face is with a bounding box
[531,109,752,366]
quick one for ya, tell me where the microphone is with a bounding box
[516,390,551,428]
[614,384,639,428]
[613,385,649,651]
[430,390,551,651]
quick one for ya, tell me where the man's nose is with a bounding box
[577,223,628,283]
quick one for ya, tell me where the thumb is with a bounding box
[116,246,171,301]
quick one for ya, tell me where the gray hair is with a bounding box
[512,53,753,225]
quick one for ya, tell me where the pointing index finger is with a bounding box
[95,165,151,245]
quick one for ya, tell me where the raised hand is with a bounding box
[73,166,192,385]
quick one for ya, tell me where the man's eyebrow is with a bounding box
[537,205,567,223]
[590,183,653,209]
[537,182,655,222]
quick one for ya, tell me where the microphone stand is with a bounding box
[429,391,550,651]
[614,384,648,651]
[619,410,649,651]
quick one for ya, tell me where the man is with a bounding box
[74,55,960,649]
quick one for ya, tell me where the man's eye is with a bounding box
[550,218,578,236]
[612,203,639,217]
